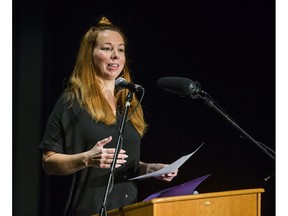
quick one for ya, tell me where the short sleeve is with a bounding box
[39,100,65,153]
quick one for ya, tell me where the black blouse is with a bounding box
[39,98,141,216]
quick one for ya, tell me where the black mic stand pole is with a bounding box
[197,91,275,161]
[99,91,133,216]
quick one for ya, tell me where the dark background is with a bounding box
[13,0,275,215]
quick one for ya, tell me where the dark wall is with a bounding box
[13,0,275,215]
[13,0,43,215]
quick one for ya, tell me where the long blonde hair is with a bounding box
[63,17,147,137]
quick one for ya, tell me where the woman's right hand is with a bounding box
[86,136,128,169]
[42,136,128,176]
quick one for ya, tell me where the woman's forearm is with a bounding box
[139,161,178,182]
[42,151,89,176]
[42,137,128,176]
[139,161,162,175]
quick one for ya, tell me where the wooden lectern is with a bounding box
[93,188,264,216]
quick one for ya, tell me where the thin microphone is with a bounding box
[157,77,202,96]
[115,77,144,92]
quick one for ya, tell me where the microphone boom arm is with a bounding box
[198,91,275,160]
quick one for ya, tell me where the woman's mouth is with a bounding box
[107,63,119,70]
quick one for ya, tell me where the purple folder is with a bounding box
[143,174,211,201]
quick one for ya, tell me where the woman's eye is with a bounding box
[101,47,111,51]
[119,48,125,53]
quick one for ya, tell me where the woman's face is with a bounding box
[93,30,126,80]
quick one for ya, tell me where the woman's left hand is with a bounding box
[146,163,178,182]
[157,170,178,182]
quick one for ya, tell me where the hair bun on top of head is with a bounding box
[97,16,112,25]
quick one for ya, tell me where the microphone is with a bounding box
[157,77,202,96]
[115,77,144,92]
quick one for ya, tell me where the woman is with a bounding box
[39,17,177,216]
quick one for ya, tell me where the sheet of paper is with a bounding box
[129,142,205,181]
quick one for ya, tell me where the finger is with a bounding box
[104,156,127,164]
[97,136,112,148]
[117,158,127,164]
[104,148,126,154]
[102,157,127,164]
[101,158,112,164]
[100,152,128,160]
[99,159,126,169]
[99,159,110,169]
[117,153,128,160]
[163,175,174,181]
[167,170,178,176]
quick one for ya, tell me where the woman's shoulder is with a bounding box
[52,95,82,115]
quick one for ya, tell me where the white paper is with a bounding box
[129,142,204,181]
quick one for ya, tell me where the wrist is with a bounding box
[139,161,149,175]
[80,151,91,168]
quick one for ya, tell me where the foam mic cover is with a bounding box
[157,77,199,95]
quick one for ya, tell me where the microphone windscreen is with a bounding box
[115,77,127,90]
[157,77,197,95]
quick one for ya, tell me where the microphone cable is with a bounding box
[126,87,145,122]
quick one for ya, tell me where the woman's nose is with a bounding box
[111,50,119,59]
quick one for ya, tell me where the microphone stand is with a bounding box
[195,91,275,161]
[99,91,133,216]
